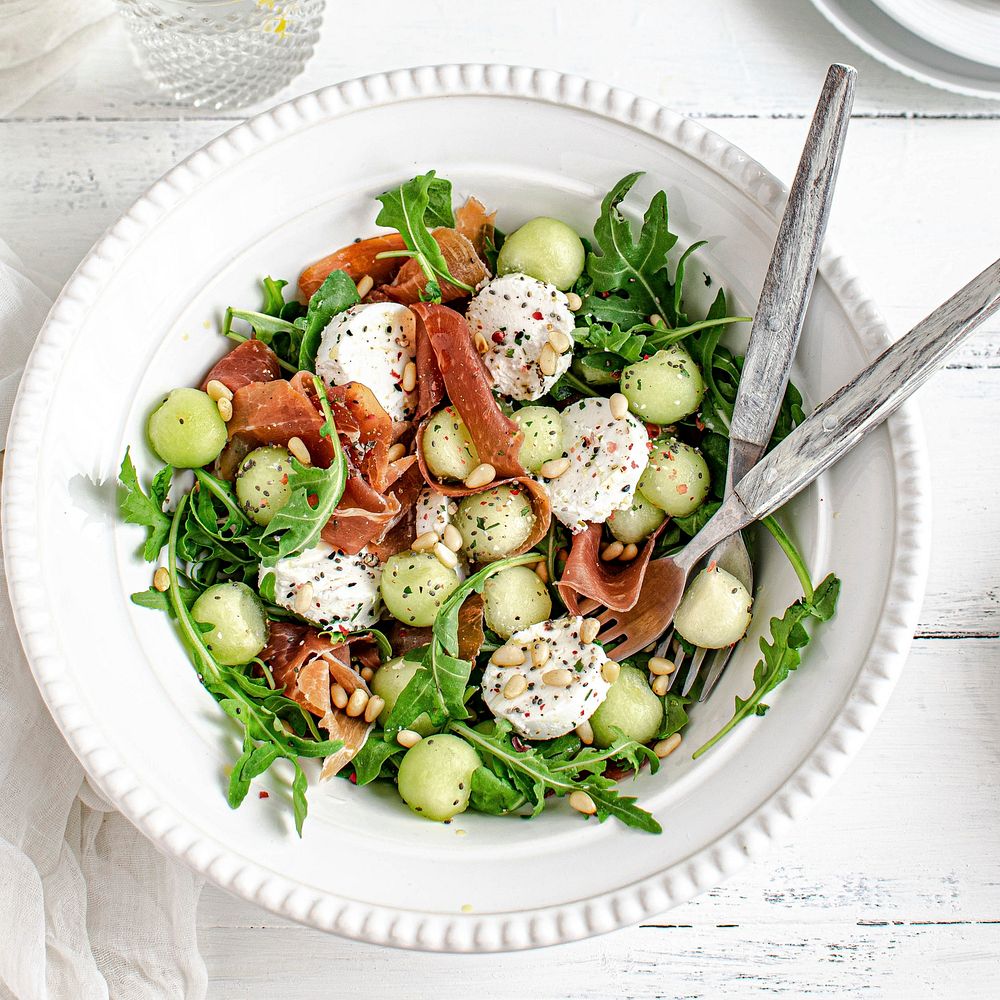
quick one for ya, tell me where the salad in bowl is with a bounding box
[120,170,839,835]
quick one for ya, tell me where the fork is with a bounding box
[595,254,1000,661]
[660,63,856,700]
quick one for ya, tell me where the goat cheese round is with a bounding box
[262,541,382,630]
[414,487,457,539]
[546,397,649,532]
[466,273,574,400]
[315,302,415,421]
[482,617,613,740]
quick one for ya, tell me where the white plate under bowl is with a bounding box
[871,0,1000,68]
[811,0,1000,98]
[3,66,929,952]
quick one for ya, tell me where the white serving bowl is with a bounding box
[2,66,929,952]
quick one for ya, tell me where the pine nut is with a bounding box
[580,618,600,643]
[601,541,624,561]
[387,442,407,463]
[569,790,597,815]
[474,333,490,355]
[652,674,670,697]
[152,567,170,592]
[648,313,665,327]
[331,684,349,710]
[463,462,496,490]
[360,666,375,682]
[601,659,621,684]
[619,543,639,561]
[542,668,573,687]
[293,582,314,614]
[364,695,385,724]
[412,530,440,553]
[355,274,374,298]
[535,560,549,584]
[346,688,370,718]
[539,457,571,479]
[492,644,526,667]
[397,729,422,748]
[531,640,551,668]
[503,673,528,699]
[609,393,629,420]
[649,656,676,676]
[575,720,594,745]
[287,436,311,466]
[434,541,459,569]
[206,379,233,402]
[538,343,557,377]
[442,523,464,552]
[548,329,572,354]
[655,734,682,758]
[401,361,417,393]
[644,643,657,653]
[566,292,583,312]
[217,396,233,422]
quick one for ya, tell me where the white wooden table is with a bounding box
[4,1,999,995]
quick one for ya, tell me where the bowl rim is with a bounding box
[2,64,931,952]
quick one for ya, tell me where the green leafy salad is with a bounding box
[120,170,839,835]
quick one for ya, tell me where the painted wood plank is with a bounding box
[9,0,1000,123]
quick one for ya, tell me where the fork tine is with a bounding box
[664,633,686,692]
[680,646,708,697]
[699,645,735,702]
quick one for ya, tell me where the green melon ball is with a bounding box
[590,664,664,749]
[620,345,705,424]
[147,387,228,468]
[512,405,565,473]
[422,406,480,482]
[674,565,753,649]
[482,566,552,640]
[191,581,269,666]
[455,484,536,563]
[639,438,711,518]
[396,733,482,822]
[235,446,293,526]
[371,656,436,736]
[380,551,461,627]
[496,217,586,291]
[607,490,667,544]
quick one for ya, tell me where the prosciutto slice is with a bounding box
[299,233,407,300]
[260,622,375,777]
[453,196,496,259]
[557,521,666,614]
[384,593,486,662]
[201,339,281,393]
[410,303,525,482]
[383,229,488,305]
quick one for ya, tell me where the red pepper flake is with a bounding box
[644,422,658,438]
[598,291,611,299]
[280,474,289,485]
[707,560,718,573]
[492,330,505,344]
[258,790,269,799]
[676,483,688,494]
[307,493,319,508]
[532,310,544,320]
[349,772,358,784]
[509,487,522,495]
[695,416,706,431]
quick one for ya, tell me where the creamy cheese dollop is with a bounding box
[315,302,415,421]
[262,542,382,630]
[466,273,574,400]
[482,616,613,740]
[546,397,649,532]
[413,487,457,539]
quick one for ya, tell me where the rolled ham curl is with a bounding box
[557,521,666,614]
[299,233,407,300]
[259,621,376,777]
[201,338,282,394]
[383,229,488,306]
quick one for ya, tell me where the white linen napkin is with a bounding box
[0,239,208,1000]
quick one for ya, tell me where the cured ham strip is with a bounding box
[217,378,335,480]
[327,382,393,492]
[384,229,488,305]
[201,339,281,393]
[557,521,665,614]
[414,320,446,419]
[384,593,486,663]
[298,233,406,300]
[260,622,375,777]
[453,196,497,260]
[410,303,525,481]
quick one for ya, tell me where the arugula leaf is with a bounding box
[658,693,690,740]
[470,765,526,815]
[297,269,361,372]
[260,276,289,316]
[693,572,841,758]
[351,737,406,786]
[423,175,457,228]
[131,584,198,616]
[119,450,173,562]
[673,500,722,538]
[375,171,471,302]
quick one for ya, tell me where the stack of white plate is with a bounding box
[810,0,1000,98]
